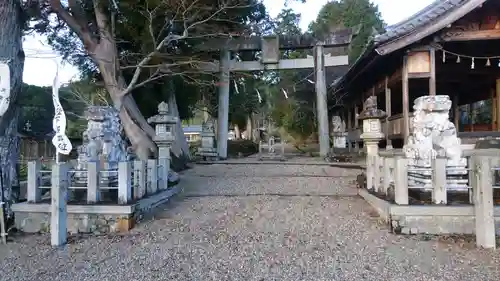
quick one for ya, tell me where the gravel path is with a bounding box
[1,161,500,281]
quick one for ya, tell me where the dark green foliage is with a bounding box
[29,0,268,122]
[18,83,53,137]
[189,139,257,159]
[308,0,385,62]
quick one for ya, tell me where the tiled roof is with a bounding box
[374,0,470,45]
[331,0,488,93]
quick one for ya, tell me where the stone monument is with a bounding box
[403,95,467,190]
[197,118,218,161]
[258,136,286,161]
[331,115,347,149]
[74,106,128,187]
[359,96,386,191]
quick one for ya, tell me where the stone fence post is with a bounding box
[472,154,496,249]
[118,162,132,204]
[27,160,41,203]
[148,101,178,190]
[394,156,408,205]
[51,162,69,246]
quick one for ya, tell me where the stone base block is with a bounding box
[359,188,500,235]
[14,212,134,234]
[12,184,181,235]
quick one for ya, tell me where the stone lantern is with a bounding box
[358,96,386,157]
[148,102,178,181]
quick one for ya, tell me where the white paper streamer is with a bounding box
[51,62,72,155]
[281,88,288,99]
[256,89,262,103]
[234,80,239,94]
[0,63,11,117]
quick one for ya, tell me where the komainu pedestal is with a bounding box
[74,106,128,186]
[331,115,347,150]
[403,95,467,190]
[197,119,218,161]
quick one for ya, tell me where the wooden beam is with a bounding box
[198,55,348,72]
[440,29,500,42]
[195,28,355,51]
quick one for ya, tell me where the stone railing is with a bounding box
[26,159,170,205]
[364,148,500,249]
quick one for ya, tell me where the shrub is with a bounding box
[227,139,258,157]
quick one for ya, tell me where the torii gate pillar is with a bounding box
[314,44,330,157]
[217,49,230,159]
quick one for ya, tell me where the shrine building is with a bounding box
[333,0,500,149]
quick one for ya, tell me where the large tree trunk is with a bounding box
[168,93,190,159]
[0,1,24,219]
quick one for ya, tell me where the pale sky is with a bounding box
[22,0,434,86]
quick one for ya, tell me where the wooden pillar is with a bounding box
[491,89,496,131]
[314,44,330,157]
[429,47,436,96]
[496,79,500,132]
[217,49,230,159]
[354,104,359,129]
[453,95,460,130]
[385,77,392,149]
[470,103,474,132]
[402,55,410,144]
[347,107,352,130]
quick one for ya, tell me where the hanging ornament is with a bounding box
[486,58,491,67]
[442,50,446,63]
[234,80,239,94]
[471,57,475,69]
[256,89,262,103]
[281,88,288,99]
[456,55,461,63]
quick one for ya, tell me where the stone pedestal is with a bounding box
[403,95,467,190]
[331,116,347,150]
[148,102,178,186]
[197,119,218,161]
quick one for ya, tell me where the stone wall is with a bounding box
[15,212,134,234]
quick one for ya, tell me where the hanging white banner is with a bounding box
[51,62,72,155]
[0,62,11,117]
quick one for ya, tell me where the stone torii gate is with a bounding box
[200,28,355,158]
